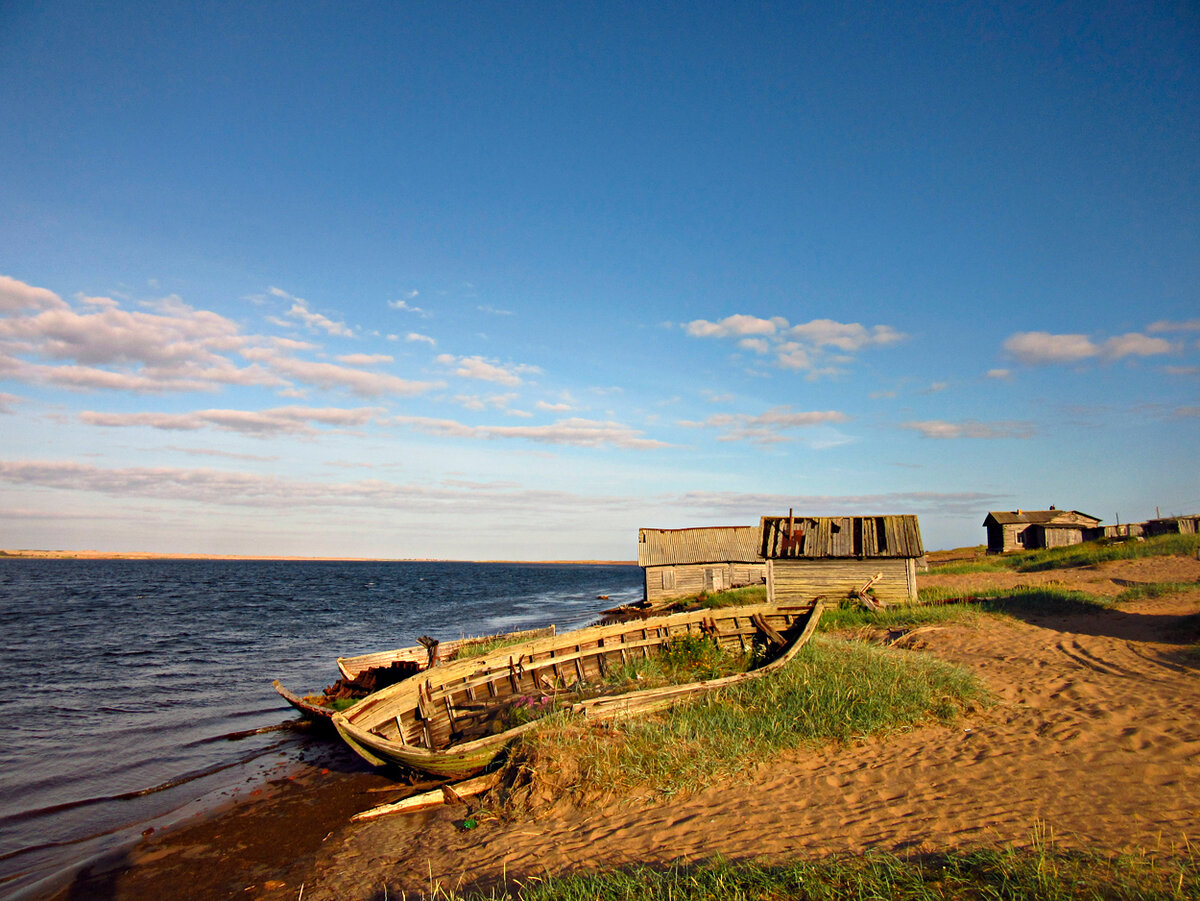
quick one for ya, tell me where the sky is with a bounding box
[0,2,1197,560]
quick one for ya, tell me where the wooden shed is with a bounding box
[637,527,766,605]
[759,514,924,607]
[982,509,1101,554]
[1143,515,1200,538]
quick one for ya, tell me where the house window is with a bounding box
[661,570,675,590]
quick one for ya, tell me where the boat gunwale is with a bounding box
[336,624,558,680]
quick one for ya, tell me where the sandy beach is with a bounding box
[48,551,1200,900]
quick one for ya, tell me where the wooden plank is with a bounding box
[350,772,500,822]
[750,613,787,648]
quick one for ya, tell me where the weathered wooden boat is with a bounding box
[272,679,344,720]
[273,624,558,722]
[332,600,823,779]
[336,624,557,680]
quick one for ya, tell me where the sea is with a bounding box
[0,558,643,899]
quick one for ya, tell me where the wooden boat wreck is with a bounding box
[332,600,824,780]
[336,624,557,680]
[274,624,558,722]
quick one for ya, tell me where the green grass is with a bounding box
[1115,581,1200,602]
[436,845,1200,900]
[508,636,987,799]
[456,633,547,660]
[677,584,768,609]
[928,534,1200,575]
[818,598,982,632]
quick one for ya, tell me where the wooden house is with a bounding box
[759,514,925,607]
[982,509,1101,554]
[637,527,766,604]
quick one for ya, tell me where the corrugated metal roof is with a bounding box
[637,527,762,567]
[983,510,1100,526]
[759,515,924,559]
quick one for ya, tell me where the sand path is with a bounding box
[303,568,1200,899]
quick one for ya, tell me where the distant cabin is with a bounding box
[637,527,766,604]
[982,509,1101,554]
[759,514,924,607]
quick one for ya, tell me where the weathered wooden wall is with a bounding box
[1039,527,1087,549]
[644,562,767,604]
[767,557,916,606]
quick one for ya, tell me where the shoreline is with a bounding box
[0,549,636,565]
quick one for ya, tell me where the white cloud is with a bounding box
[336,353,394,366]
[786,319,904,351]
[272,287,354,337]
[389,415,668,449]
[669,489,1005,518]
[685,313,905,377]
[537,400,573,412]
[406,332,436,346]
[388,297,427,316]
[1148,319,1200,333]
[0,274,68,312]
[900,419,1035,439]
[685,314,785,339]
[1101,333,1173,359]
[453,393,517,411]
[0,392,20,413]
[478,305,513,316]
[738,338,771,354]
[1003,332,1099,364]
[0,279,290,393]
[679,406,849,444]
[241,347,442,397]
[165,446,280,462]
[436,353,541,386]
[985,368,1011,379]
[80,405,384,437]
[1004,328,1175,365]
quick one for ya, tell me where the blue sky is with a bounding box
[1,2,1197,559]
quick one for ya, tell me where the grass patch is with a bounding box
[679,584,768,610]
[818,599,982,632]
[816,586,1119,635]
[928,533,1200,575]
[1115,581,1200,603]
[442,845,1199,900]
[456,634,547,660]
[510,636,986,799]
[976,587,1116,617]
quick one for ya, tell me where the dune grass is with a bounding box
[928,533,1200,575]
[680,583,768,609]
[509,635,986,800]
[1115,581,1200,602]
[438,842,1199,900]
[818,598,983,632]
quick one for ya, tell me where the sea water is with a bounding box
[0,558,642,898]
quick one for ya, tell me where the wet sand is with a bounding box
[46,553,1200,900]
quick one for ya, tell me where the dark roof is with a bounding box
[983,510,1101,526]
[759,515,924,559]
[637,526,762,567]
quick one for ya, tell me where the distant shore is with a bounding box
[0,548,636,565]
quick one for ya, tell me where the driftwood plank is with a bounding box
[350,772,499,822]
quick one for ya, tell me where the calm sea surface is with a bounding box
[0,558,642,899]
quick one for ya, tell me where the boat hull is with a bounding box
[332,601,823,780]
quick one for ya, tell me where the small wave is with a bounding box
[0,735,295,842]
